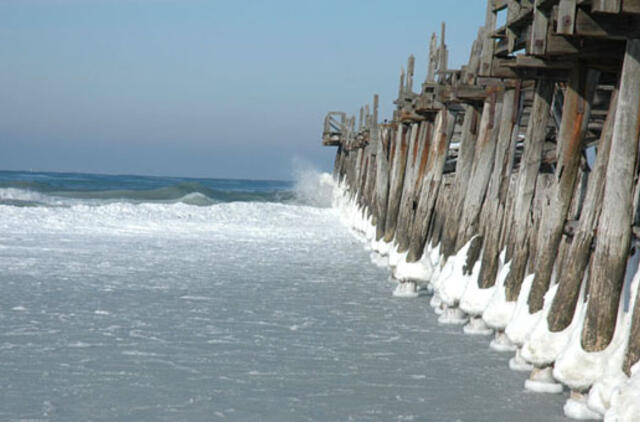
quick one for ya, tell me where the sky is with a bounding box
[0,0,487,181]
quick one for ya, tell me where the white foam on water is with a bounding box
[587,268,640,418]
[371,238,393,256]
[438,238,476,307]
[437,305,468,325]
[293,163,335,208]
[509,348,534,372]
[605,363,640,422]
[521,281,582,367]
[490,331,518,352]
[463,316,493,336]
[461,248,507,316]
[553,300,629,392]
[392,281,419,298]
[565,393,603,420]
[392,255,433,283]
[505,274,540,346]
[370,252,390,268]
[459,270,494,317]
[524,366,563,394]
[482,260,516,330]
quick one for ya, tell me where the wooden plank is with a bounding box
[591,0,621,13]
[527,66,599,313]
[504,79,554,302]
[575,8,640,39]
[547,87,618,333]
[557,0,577,34]
[582,39,640,352]
[623,0,640,13]
[531,0,549,55]
[480,1,497,76]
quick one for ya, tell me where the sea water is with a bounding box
[0,170,567,421]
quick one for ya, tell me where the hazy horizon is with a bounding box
[1,0,486,180]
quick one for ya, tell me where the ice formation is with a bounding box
[331,179,640,421]
[482,260,516,330]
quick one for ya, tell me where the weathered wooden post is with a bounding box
[527,65,600,313]
[397,122,430,253]
[375,125,391,241]
[455,93,501,252]
[582,39,640,352]
[406,108,454,262]
[477,86,519,289]
[384,125,409,242]
[546,86,617,333]
[440,105,480,259]
[406,55,415,94]
[504,79,554,302]
[395,123,421,250]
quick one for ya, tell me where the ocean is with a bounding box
[0,170,566,421]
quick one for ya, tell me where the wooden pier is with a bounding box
[323,1,640,419]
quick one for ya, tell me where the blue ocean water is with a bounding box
[0,170,567,421]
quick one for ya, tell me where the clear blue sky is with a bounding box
[0,0,486,180]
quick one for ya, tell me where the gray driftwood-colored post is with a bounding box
[375,127,391,241]
[406,121,433,241]
[439,22,448,76]
[397,122,432,253]
[504,79,554,302]
[384,125,409,242]
[527,65,600,313]
[406,55,415,93]
[477,87,519,288]
[395,123,421,251]
[441,105,480,259]
[547,88,617,332]
[479,1,496,76]
[455,94,501,251]
[582,39,640,352]
[407,109,454,262]
[427,33,438,83]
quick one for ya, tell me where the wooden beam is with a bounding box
[557,0,577,34]
[575,7,640,39]
[591,0,621,13]
[531,0,550,55]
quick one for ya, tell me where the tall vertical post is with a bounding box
[582,39,640,352]
[504,78,553,301]
[406,55,415,94]
[527,65,599,313]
